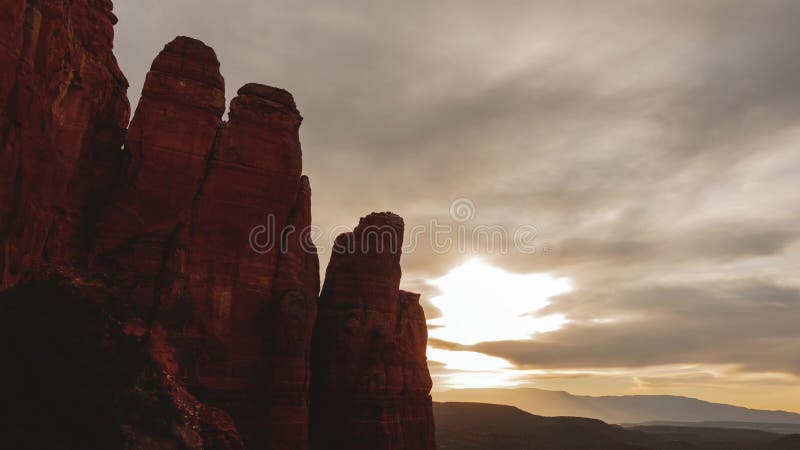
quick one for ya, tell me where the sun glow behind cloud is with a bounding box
[427,347,513,371]
[426,346,540,389]
[425,259,573,389]
[427,259,573,346]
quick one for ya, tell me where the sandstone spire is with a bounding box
[311,212,436,450]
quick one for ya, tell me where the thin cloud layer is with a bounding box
[114,0,800,411]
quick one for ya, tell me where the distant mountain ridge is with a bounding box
[434,402,800,450]
[628,421,800,435]
[434,388,800,425]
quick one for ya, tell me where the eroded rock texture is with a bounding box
[311,212,436,450]
[186,83,317,450]
[0,0,130,287]
[90,36,226,311]
[88,37,320,449]
[0,2,434,449]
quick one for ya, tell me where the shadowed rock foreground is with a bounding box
[0,1,434,449]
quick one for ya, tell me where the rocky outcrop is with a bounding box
[186,82,316,449]
[0,2,434,449]
[311,212,436,450]
[0,0,130,287]
[88,36,319,448]
[90,36,226,312]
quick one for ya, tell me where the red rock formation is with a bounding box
[311,212,436,450]
[186,82,303,350]
[0,2,434,449]
[88,36,319,449]
[0,0,130,288]
[186,83,317,449]
[258,175,320,450]
[90,35,226,315]
[396,290,439,449]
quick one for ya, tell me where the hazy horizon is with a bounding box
[114,0,800,413]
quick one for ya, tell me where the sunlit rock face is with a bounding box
[0,2,434,449]
[311,212,436,450]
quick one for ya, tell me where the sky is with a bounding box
[113,1,800,412]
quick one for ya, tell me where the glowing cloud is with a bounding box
[427,346,534,389]
[427,347,513,372]
[427,259,572,345]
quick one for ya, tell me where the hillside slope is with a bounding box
[434,402,800,450]
[434,388,800,425]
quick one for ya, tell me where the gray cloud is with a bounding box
[474,278,800,374]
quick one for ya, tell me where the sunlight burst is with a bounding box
[427,259,573,346]
[426,347,513,372]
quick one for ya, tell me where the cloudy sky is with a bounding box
[114,1,800,412]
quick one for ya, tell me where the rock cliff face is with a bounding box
[0,0,130,286]
[0,2,434,450]
[90,36,226,311]
[311,213,436,450]
[88,35,319,449]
